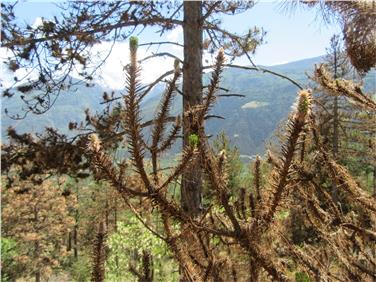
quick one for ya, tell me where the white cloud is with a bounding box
[32,17,44,29]
[91,41,224,91]
[74,41,177,89]
[166,27,183,52]
[0,47,40,89]
[167,26,183,42]
[1,40,177,91]
[2,37,224,92]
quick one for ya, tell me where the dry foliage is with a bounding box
[2,37,375,282]
[1,175,76,280]
[301,0,376,73]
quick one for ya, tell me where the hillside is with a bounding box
[2,56,375,157]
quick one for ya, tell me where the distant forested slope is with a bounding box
[2,56,375,157]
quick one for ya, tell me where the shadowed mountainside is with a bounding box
[2,56,375,157]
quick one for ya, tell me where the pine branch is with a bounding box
[253,155,262,205]
[199,48,225,122]
[325,158,376,213]
[157,116,181,153]
[86,134,148,197]
[150,60,181,181]
[123,37,151,191]
[263,90,312,226]
[158,146,196,192]
[314,65,376,111]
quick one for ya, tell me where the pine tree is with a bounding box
[315,35,352,203]
[315,35,375,197]
[2,2,376,281]
[2,0,264,223]
[2,175,76,282]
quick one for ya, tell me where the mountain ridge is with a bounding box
[2,56,375,156]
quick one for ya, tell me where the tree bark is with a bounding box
[332,46,339,204]
[181,1,203,217]
[180,3,205,281]
[113,200,120,272]
[34,206,41,282]
[73,224,78,259]
[332,49,339,159]
[74,185,79,258]
[333,97,339,156]
[67,231,72,252]
[373,165,376,198]
[35,271,41,282]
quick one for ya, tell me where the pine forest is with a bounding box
[1,1,376,281]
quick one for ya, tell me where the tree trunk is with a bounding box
[35,271,41,282]
[114,198,118,232]
[180,3,205,281]
[332,48,339,203]
[114,201,120,272]
[181,1,203,217]
[373,165,376,198]
[333,96,339,157]
[332,45,339,159]
[74,185,79,258]
[67,231,72,252]
[250,258,260,282]
[34,207,41,282]
[73,224,78,258]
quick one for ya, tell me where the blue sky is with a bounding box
[222,2,341,65]
[11,1,341,65]
[3,1,341,89]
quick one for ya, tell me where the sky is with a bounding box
[2,1,341,89]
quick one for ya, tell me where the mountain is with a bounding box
[2,56,375,158]
[2,78,103,138]
[1,79,160,139]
